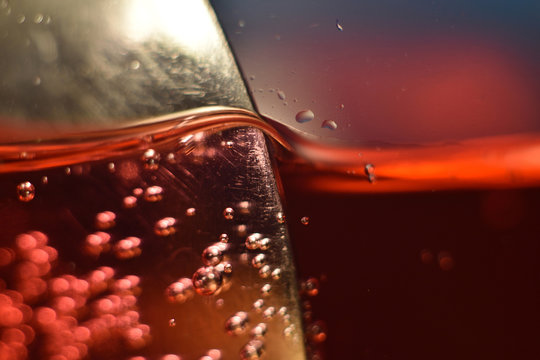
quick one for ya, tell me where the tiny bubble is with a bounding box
[300,216,310,226]
[17,181,35,202]
[223,207,234,220]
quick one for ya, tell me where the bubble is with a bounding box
[65,167,71,175]
[185,207,196,216]
[321,119,338,130]
[240,340,264,360]
[107,162,115,172]
[251,254,266,269]
[123,196,138,208]
[271,268,282,280]
[306,321,327,343]
[215,298,225,308]
[33,76,41,86]
[364,164,376,183]
[245,233,262,250]
[438,251,455,271]
[223,207,234,220]
[283,324,296,337]
[192,267,223,296]
[95,211,116,230]
[144,186,164,202]
[114,237,142,259]
[166,278,194,303]
[16,182,35,202]
[277,90,286,100]
[257,237,270,251]
[300,216,310,225]
[238,19,245,27]
[215,262,232,276]
[224,140,234,148]
[206,349,222,360]
[260,284,272,297]
[160,355,181,360]
[130,60,141,70]
[252,299,264,313]
[237,201,251,214]
[276,212,286,223]
[219,233,229,243]
[251,323,267,339]
[336,19,344,31]
[259,265,271,279]
[225,311,249,335]
[168,318,176,327]
[41,176,48,184]
[302,278,320,297]
[154,217,177,236]
[166,153,176,163]
[133,187,143,197]
[278,306,288,317]
[142,149,160,170]
[202,245,224,266]
[16,14,25,23]
[339,103,345,110]
[420,249,434,264]
[262,306,276,320]
[295,110,314,123]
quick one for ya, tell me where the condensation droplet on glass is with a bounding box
[336,19,344,31]
[260,283,272,297]
[277,90,286,101]
[245,233,262,250]
[258,265,271,279]
[95,211,116,230]
[251,323,267,339]
[202,245,224,266]
[321,119,338,130]
[16,181,35,202]
[225,311,249,335]
[295,110,314,123]
[240,340,264,360]
[192,267,223,296]
[34,13,43,23]
[144,186,164,202]
[300,216,310,226]
[154,217,177,236]
[185,207,196,217]
[364,163,376,183]
[223,207,234,220]
[257,237,270,251]
[251,254,266,269]
[142,149,160,170]
[219,233,229,243]
[168,318,176,327]
[271,268,282,280]
[130,60,140,70]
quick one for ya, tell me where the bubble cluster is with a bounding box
[192,267,222,296]
[225,311,249,335]
[16,182,35,202]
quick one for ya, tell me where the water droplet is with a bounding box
[245,233,262,250]
[251,254,266,269]
[192,267,222,296]
[300,216,310,225]
[202,245,224,266]
[277,90,286,100]
[336,19,344,31]
[95,211,116,230]
[225,311,249,335]
[259,265,271,278]
[223,207,234,220]
[142,149,160,170]
[114,237,142,259]
[130,60,141,70]
[16,181,35,202]
[262,306,275,320]
[271,268,282,280]
[34,13,43,23]
[168,318,176,327]
[257,237,270,251]
[301,278,320,296]
[321,119,338,130]
[16,14,25,23]
[123,196,138,208]
[144,186,164,202]
[364,164,376,183]
[240,340,264,360]
[251,323,267,339]
[219,233,229,243]
[295,110,314,123]
[154,217,177,236]
[261,283,272,296]
[253,299,264,312]
[166,278,194,303]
